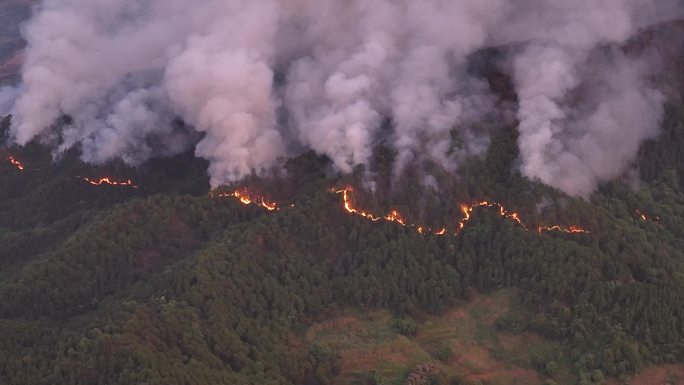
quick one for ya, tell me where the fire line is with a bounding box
[7,156,24,171]
[211,189,279,211]
[333,187,588,236]
[80,176,139,189]
[216,186,590,236]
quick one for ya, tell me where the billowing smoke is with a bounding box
[497,1,673,196]
[513,46,665,196]
[2,0,682,193]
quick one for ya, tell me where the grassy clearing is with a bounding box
[304,289,573,385]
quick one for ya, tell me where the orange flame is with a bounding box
[81,177,139,189]
[212,188,279,211]
[635,209,660,223]
[457,201,528,233]
[7,156,24,171]
[334,188,381,221]
[212,186,588,236]
[335,187,588,236]
[384,210,407,225]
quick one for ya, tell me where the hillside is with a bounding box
[0,85,683,385]
[0,14,683,385]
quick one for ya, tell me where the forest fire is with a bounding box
[80,177,139,189]
[335,187,588,236]
[211,189,279,211]
[635,209,660,222]
[457,201,527,233]
[216,186,588,236]
[0,152,632,238]
[336,187,448,231]
[384,210,407,226]
[7,155,24,171]
[334,188,382,221]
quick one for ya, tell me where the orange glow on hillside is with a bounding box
[457,201,527,233]
[0,157,633,237]
[635,209,660,223]
[7,156,24,171]
[212,185,589,237]
[334,188,381,221]
[211,188,279,211]
[384,210,407,226]
[335,187,588,236]
[80,177,139,189]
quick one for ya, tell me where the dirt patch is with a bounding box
[467,366,540,385]
[451,344,494,373]
[498,333,545,355]
[338,342,417,373]
[446,308,468,320]
[451,343,541,385]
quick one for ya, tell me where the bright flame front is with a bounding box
[7,156,24,171]
[81,177,139,189]
[335,187,588,236]
[213,185,589,237]
[457,201,528,233]
[212,188,279,211]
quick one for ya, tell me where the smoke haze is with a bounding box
[1,0,682,193]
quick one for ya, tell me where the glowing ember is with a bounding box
[537,225,589,234]
[80,177,139,189]
[635,209,660,223]
[212,189,279,211]
[7,156,24,171]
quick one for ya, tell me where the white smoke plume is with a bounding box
[498,0,674,196]
[513,46,665,196]
[3,0,683,192]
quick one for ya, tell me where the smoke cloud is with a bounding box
[3,0,682,193]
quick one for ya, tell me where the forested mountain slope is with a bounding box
[0,105,683,385]
[0,20,682,385]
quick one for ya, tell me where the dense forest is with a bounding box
[0,99,683,385]
[0,20,683,385]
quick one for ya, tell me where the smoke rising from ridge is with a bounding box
[2,0,682,193]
